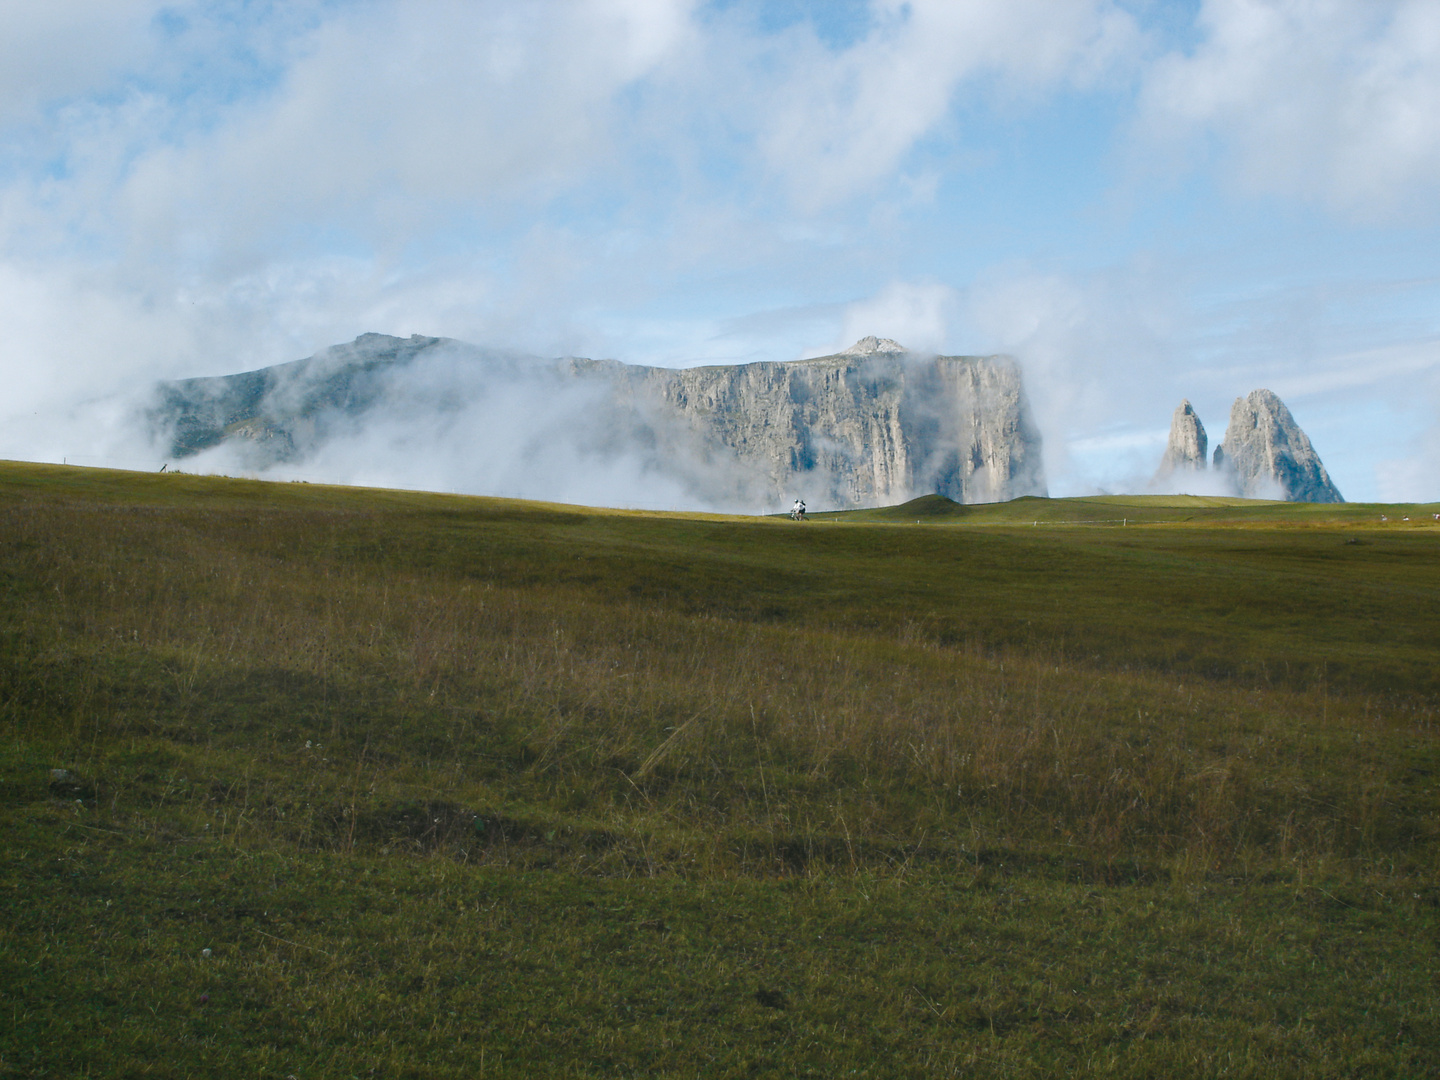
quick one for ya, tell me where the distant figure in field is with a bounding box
[790,499,807,521]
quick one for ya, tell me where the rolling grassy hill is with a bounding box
[3,462,1437,1077]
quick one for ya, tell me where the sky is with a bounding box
[1,0,1438,502]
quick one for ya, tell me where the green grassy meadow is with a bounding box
[2,461,1438,1077]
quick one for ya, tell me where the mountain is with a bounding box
[148,333,1047,509]
[1153,399,1208,482]
[1212,389,1343,503]
[155,332,444,461]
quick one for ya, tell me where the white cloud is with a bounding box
[1137,0,1440,219]
[816,280,961,357]
[0,1,708,436]
[0,0,1140,375]
[755,0,1141,207]
[0,2,162,123]
[956,263,1192,492]
[164,340,785,512]
[0,260,195,406]
[112,0,700,263]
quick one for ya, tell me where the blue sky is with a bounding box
[1,0,1438,501]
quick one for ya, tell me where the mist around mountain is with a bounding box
[144,330,1359,511]
[150,332,722,510]
[148,332,1047,513]
[1150,391,1343,503]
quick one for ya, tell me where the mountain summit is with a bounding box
[841,336,907,355]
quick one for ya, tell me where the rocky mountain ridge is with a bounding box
[150,333,1048,510]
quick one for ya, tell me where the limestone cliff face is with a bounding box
[149,333,1047,509]
[568,336,1046,506]
[1153,399,1208,482]
[1213,389,1343,503]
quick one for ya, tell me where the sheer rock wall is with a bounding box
[151,333,1048,509]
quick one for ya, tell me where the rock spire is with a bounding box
[1213,389,1343,503]
[1154,399,1208,481]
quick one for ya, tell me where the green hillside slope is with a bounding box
[3,462,1437,1077]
